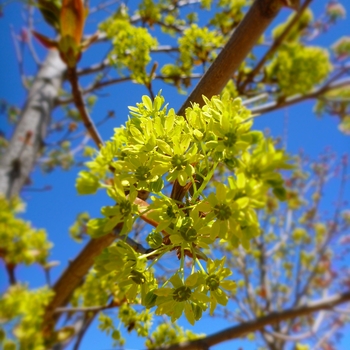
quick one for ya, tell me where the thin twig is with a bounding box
[67,67,104,148]
[54,301,120,314]
[177,0,285,116]
[251,76,350,116]
[239,0,313,93]
[89,0,120,14]
[56,74,202,106]
[293,158,347,306]
[72,313,97,350]
[5,262,17,285]
[10,25,27,89]
[27,5,41,65]
[266,311,325,341]
[311,315,346,350]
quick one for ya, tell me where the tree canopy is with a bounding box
[0,1,350,349]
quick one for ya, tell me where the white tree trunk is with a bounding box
[0,49,66,199]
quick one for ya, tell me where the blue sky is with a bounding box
[1,1,350,349]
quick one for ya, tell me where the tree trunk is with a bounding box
[0,49,66,199]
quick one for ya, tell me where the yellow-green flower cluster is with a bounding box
[161,24,224,85]
[145,323,204,350]
[332,36,350,59]
[100,15,158,84]
[0,285,53,349]
[272,9,313,42]
[76,92,292,323]
[267,43,332,96]
[94,241,156,303]
[77,92,292,244]
[0,196,52,266]
[209,0,247,35]
[138,0,162,27]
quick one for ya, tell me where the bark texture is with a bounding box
[0,49,66,199]
[177,0,283,116]
[157,291,350,350]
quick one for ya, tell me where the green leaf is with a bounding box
[169,234,183,244]
[213,289,228,306]
[86,218,109,238]
[236,173,246,189]
[170,274,183,288]
[185,273,198,287]
[151,164,169,176]
[178,170,188,186]
[150,177,164,192]
[216,182,226,202]
[236,197,249,209]
[157,139,173,155]
[144,291,158,308]
[113,176,126,201]
[184,302,195,325]
[220,280,237,291]
[154,288,173,297]
[142,95,153,111]
[172,302,185,322]
[165,109,176,131]
[192,291,210,303]
[103,216,122,233]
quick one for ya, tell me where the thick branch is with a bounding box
[239,0,312,92]
[158,291,350,350]
[0,50,66,199]
[43,198,155,335]
[42,225,147,335]
[177,0,284,116]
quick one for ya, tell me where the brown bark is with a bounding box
[42,225,148,335]
[157,291,350,350]
[177,0,284,116]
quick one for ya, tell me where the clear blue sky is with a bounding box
[1,1,350,349]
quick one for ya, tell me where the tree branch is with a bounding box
[43,198,159,335]
[43,228,120,335]
[57,73,202,106]
[266,310,325,341]
[54,298,123,314]
[311,315,346,350]
[239,0,313,92]
[157,291,350,350]
[67,67,104,149]
[250,76,350,116]
[76,46,179,77]
[177,0,286,116]
[43,224,148,334]
[293,157,348,307]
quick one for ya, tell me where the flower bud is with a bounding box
[146,231,163,249]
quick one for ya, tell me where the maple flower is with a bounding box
[153,273,209,325]
[205,257,236,315]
